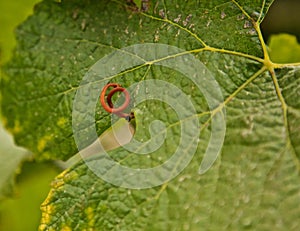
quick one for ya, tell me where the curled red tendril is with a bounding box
[100,83,134,121]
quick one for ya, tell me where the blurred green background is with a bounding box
[0,0,299,230]
[0,1,60,231]
[261,0,300,41]
[0,0,41,65]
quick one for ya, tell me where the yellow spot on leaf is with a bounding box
[1,117,8,127]
[13,120,22,133]
[63,171,79,183]
[39,224,56,231]
[41,151,52,159]
[50,177,65,189]
[50,170,67,189]
[41,189,55,208]
[61,225,72,231]
[40,192,56,228]
[56,168,70,180]
[57,117,68,127]
[85,207,95,227]
[50,169,79,189]
[38,135,52,152]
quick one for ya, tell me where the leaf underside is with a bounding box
[1,0,300,230]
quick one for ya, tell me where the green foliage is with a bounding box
[1,0,300,230]
[268,33,300,63]
[0,0,41,64]
[0,123,28,199]
[0,0,43,203]
[0,1,59,230]
[0,163,59,231]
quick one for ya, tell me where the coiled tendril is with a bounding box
[100,83,134,121]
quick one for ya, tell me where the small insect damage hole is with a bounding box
[127,0,151,12]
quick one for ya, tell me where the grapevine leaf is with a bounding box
[1,0,300,230]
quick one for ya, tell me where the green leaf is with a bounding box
[0,0,42,199]
[1,0,300,230]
